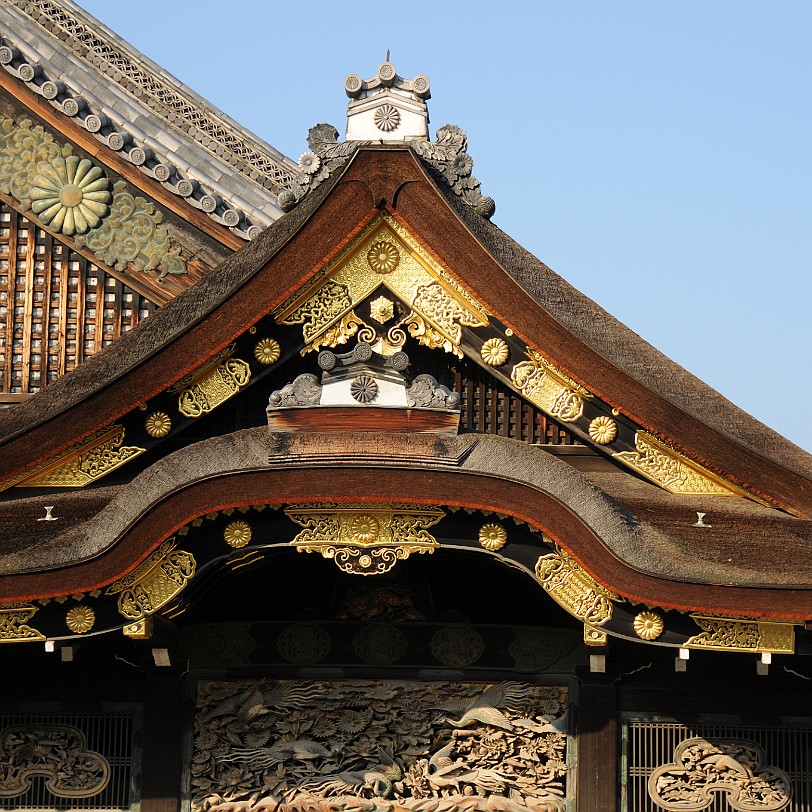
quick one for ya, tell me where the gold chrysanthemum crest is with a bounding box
[633,610,664,641]
[589,416,617,445]
[479,523,508,551]
[254,337,281,365]
[350,514,381,543]
[366,240,400,274]
[224,521,252,548]
[145,411,171,438]
[65,605,95,634]
[480,338,510,367]
[30,155,111,236]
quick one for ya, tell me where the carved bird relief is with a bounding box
[431,682,535,731]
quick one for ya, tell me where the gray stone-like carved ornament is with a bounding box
[406,374,461,409]
[191,678,569,812]
[268,374,322,408]
[648,737,791,811]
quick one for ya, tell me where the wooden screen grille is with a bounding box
[0,203,158,394]
[414,347,581,444]
[0,709,140,811]
[622,717,812,811]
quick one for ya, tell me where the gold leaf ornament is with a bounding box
[479,523,508,551]
[65,605,95,634]
[145,411,171,438]
[633,610,664,640]
[480,338,510,366]
[254,337,281,365]
[589,415,617,445]
[224,521,252,548]
[366,240,400,274]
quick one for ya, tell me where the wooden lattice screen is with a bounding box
[0,202,158,395]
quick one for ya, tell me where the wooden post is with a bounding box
[141,677,184,812]
[576,666,619,811]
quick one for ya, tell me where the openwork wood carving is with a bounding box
[648,737,791,811]
[0,724,110,798]
[286,504,444,575]
[191,679,569,812]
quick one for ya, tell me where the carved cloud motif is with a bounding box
[648,737,791,811]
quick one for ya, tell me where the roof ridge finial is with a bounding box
[344,62,430,142]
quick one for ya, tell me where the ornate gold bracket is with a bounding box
[511,348,591,423]
[275,213,488,357]
[534,545,620,626]
[686,615,795,653]
[12,425,144,489]
[106,539,196,619]
[286,502,444,575]
[614,432,749,498]
[0,603,45,643]
[171,344,251,418]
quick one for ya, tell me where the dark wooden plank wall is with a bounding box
[0,203,158,393]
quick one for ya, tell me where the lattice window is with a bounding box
[0,202,158,394]
[0,709,140,811]
[623,716,812,811]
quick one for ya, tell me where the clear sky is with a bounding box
[77,0,812,452]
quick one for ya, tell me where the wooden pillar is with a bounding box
[576,667,619,811]
[141,677,184,812]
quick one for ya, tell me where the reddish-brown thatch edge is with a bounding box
[1,467,809,620]
[0,169,382,482]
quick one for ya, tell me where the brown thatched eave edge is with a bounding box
[393,149,812,515]
[0,160,375,481]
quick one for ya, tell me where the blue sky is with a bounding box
[78,1,812,451]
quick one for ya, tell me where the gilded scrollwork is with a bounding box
[286,503,444,575]
[686,616,795,654]
[614,432,743,497]
[175,345,252,418]
[106,539,196,619]
[648,737,791,811]
[0,724,110,798]
[511,349,591,423]
[14,425,144,488]
[191,679,569,812]
[534,546,619,626]
[276,215,488,357]
[0,603,45,643]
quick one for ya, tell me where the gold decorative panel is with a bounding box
[686,615,795,653]
[275,213,488,357]
[13,425,144,488]
[534,546,619,626]
[0,603,44,643]
[191,679,569,812]
[106,539,196,619]
[511,349,590,423]
[173,344,251,418]
[286,502,444,575]
[614,432,744,497]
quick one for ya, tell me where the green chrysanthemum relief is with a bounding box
[0,118,186,277]
[31,155,111,235]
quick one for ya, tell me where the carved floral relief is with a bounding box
[191,679,569,812]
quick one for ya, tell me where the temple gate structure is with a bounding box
[0,3,811,811]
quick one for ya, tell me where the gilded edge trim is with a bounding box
[10,425,144,489]
[0,604,45,643]
[686,615,795,654]
[614,431,753,499]
[172,344,252,418]
[534,545,620,626]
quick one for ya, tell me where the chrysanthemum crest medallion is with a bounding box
[374,104,401,133]
[224,521,252,548]
[633,610,664,641]
[145,411,171,438]
[479,522,508,551]
[65,605,95,634]
[366,240,400,274]
[589,416,617,445]
[254,337,281,365]
[480,338,510,367]
[31,155,111,235]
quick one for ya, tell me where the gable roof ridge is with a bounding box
[0,0,306,236]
